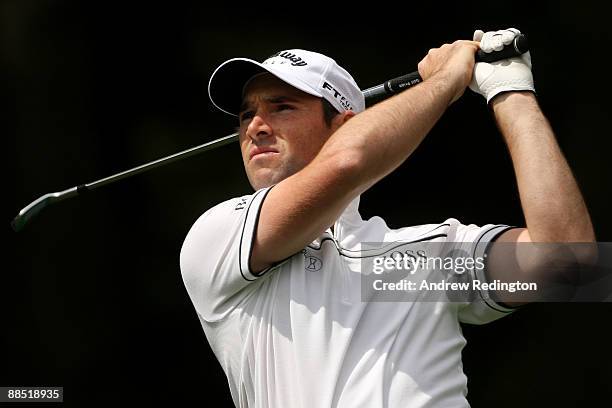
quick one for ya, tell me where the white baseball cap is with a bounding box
[208,49,365,117]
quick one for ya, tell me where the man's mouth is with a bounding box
[250,147,279,160]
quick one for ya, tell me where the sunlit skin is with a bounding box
[238,74,354,190]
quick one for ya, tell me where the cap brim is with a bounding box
[208,57,323,117]
[208,58,268,117]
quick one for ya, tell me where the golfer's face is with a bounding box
[239,74,332,190]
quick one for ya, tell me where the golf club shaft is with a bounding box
[12,36,529,231]
[11,132,238,231]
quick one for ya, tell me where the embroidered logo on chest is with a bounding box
[302,249,323,272]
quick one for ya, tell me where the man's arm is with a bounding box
[250,41,479,272]
[493,92,594,243]
[486,91,596,303]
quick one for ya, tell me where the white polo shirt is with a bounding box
[180,186,516,408]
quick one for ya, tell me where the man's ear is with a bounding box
[332,109,356,130]
[342,110,356,123]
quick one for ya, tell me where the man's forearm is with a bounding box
[491,92,595,242]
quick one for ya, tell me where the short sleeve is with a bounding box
[444,218,518,325]
[180,186,287,322]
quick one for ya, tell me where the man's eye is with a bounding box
[277,104,294,111]
[240,111,254,122]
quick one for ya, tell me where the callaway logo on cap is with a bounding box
[208,49,365,117]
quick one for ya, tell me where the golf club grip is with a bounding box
[363,33,529,103]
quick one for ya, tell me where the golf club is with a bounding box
[12,35,529,232]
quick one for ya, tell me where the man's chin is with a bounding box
[248,169,292,190]
[248,173,280,191]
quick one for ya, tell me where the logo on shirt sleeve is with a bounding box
[234,197,248,211]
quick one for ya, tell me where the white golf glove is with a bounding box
[469,28,535,103]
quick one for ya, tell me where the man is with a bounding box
[180,28,594,407]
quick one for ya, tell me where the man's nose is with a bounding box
[246,114,273,141]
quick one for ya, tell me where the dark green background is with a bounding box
[4,1,611,406]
